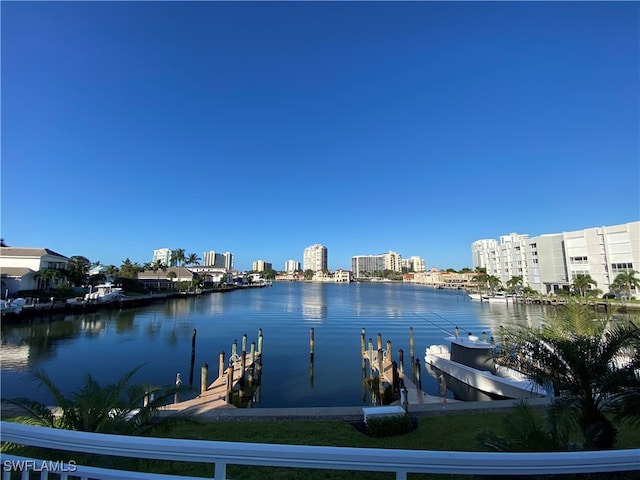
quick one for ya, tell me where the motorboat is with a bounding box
[0,298,26,314]
[468,293,483,301]
[481,292,515,303]
[85,283,123,303]
[424,334,549,399]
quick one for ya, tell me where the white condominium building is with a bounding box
[303,244,328,272]
[471,239,498,270]
[351,255,385,277]
[472,221,640,295]
[410,256,426,272]
[284,260,301,273]
[152,248,172,266]
[402,255,426,272]
[351,251,405,277]
[383,251,403,272]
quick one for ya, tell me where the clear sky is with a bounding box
[2,1,639,272]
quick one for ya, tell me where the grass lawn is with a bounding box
[3,409,639,480]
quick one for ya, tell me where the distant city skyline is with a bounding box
[2,2,638,272]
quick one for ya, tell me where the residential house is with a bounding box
[0,247,69,295]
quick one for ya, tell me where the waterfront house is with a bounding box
[138,266,196,290]
[0,247,69,296]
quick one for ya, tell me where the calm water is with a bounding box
[1,282,551,408]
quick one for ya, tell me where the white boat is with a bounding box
[85,283,123,303]
[0,298,26,314]
[424,335,549,399]
[468,293,483,301]
[481,292,515,303]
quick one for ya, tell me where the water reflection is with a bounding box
[301,283,327,321]
[2,284,635,408]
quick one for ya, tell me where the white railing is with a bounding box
[1,421,639,480]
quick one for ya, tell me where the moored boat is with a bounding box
[481,292,515,303]
[0,298,26,315]
[424,334,549,399]
[85,283,123,303]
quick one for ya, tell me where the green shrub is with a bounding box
[365,414,411,437]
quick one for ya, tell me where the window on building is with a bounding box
[570,256,588,265]
[611,263,634,276]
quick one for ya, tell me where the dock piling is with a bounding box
[219,351,225,378]
[201,363,208,394]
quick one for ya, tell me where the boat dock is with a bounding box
[361,328,455,407]
[163,331,263,415]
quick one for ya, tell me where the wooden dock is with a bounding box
[361,328,458,407]
[163,332,263,415]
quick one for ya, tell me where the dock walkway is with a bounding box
[362,349,454,406]
[163,350,261,415]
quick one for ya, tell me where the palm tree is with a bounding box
[611,270,640,301]
[477,401,578,452]
[506,276,523,295]
[495,302,640,449]
[34,269,60,291]
[487,275,502,293]
[3,365,190,435]
[166,270,177,287]
[145,260,167,291]
[171,249,186,268]
[472,273,489,293]
[184,253,201,267]
[571,273,597,297]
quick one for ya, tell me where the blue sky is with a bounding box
[2,1,638,272]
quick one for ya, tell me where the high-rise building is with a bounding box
[203,250,234,270]
[284,260,300,273]
[152,248,172,266]
[471,221,640,295]
[252,260,272,272]
[471,239,498,271]
[223,252,234,271]
[383,251,402,272]
[303,244,328,272]
[351,255,385,277]
[410,256,426,272]
[402,256,426,272]
[203,251,225,267]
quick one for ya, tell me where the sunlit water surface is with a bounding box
[2,283,557,408]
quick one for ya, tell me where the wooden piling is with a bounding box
[240,350,247,383]
[360,328,365,353]
[257,329,263,355]
[398,348,404,374]
[386,340,392,361]
[189,329,197,386]
[232,339,238,358]
[219,351,225,378]
[377,348,384,381]
[242,333,247,353]
[409,327,414,359]
[392,360,399,397]
[226,366,234,404]
[201,363,208,394]
[377,333,382,351]
[310,327,315,357]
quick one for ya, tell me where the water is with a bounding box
[1,282,550,408]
